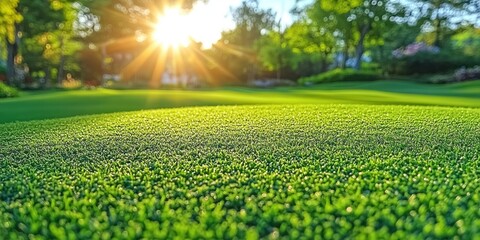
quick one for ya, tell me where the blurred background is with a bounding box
[0,0,479,92]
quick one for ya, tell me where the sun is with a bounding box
[122,3,237,84]
[152,8,191,49]
[152,3,231,49]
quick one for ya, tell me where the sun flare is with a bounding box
[152,8,191,48]
[152,3,232,49]
[124,3,237,84]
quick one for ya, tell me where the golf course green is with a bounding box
[1,80,479,239]
[0,80,479,124]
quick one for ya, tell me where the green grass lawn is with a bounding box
[0,80,479,123]
[1,104,480,239]
[1,81,480,238]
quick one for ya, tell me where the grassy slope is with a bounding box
[1,105,479,239]
[0,80,479,123]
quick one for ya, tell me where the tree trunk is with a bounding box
[57,35,66,86]
[57,56,66,86]
[321,58,327,72]
[276,62,281,80]
[342,39,349,69]
[277,30,285,80]
[378,45,386,74]
[276,50,282,80]
[43,67,51,88]
[5,24,19,85]
[6,40,16,85]
[354,23,370,70]
[249,65,256,82]
[433,18,442,47]
[321,51,330,72]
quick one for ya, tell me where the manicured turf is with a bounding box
[1,104,479,239]
[0,80,479,123]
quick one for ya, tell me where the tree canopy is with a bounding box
[0,0,478,87]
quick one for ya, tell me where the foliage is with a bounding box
[91,0,201,41]
[299,69,381,85]
[451,27,480,56]
[19,0,84,85]
[213,0,276,82]
[392,42,440,58]
[0,0,22,44]
[309,0,405,69]
[454,66,480,82]
[405,0,480,46]
[369,23,421,65]
[0,104,480,238]
[256,30,294,78]
[305,2,354,69]
[227,0,275,47]
[0,82,19,98]
[0,62,6,74]
[284,19,335,73]
[387,51,480,75]
[60,75,83,89]
[19,0,64,37]
[78,48,103,86]
[0,0,478,86]
[253,19,336,80]
[361,62,381,73]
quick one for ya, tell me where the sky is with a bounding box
[186,0,479,47]
[212,0,311,26]
[185,0,313,47]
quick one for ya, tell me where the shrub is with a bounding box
[453,66,480,82]
[387,51,480,75]
[392,42,440,58]
[0,83,19,98]
[361,62,381,73]
[0,62,6,83]
[398,66,480,84]
[0,62,6,75]
[61,79,83,90]
[248,79,296,88]
[298,69,381,85]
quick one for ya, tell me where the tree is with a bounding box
[406,0,480,47]
[91,0,202,41]
[219,0,275,81]
[0,0,22,84]
[307,2,353,69]
[256,29,293,79]
[310,0,404,69]
[0,0,94,86]
[18,0,83,86]
[450,26,480,56]
[371,23,420,66]
[285,19,336,73]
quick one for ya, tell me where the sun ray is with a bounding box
[100,7,153,34]
[121,44,159,81]
[171,47,191,86]
[190,46,238,83]
[149,47,169,88]
[187,49,214,85]
[102,2,241,86]
[214,42,257,61]
[100,36,142,54]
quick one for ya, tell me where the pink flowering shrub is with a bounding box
[454,66,480,82]
[392,42,440,58]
